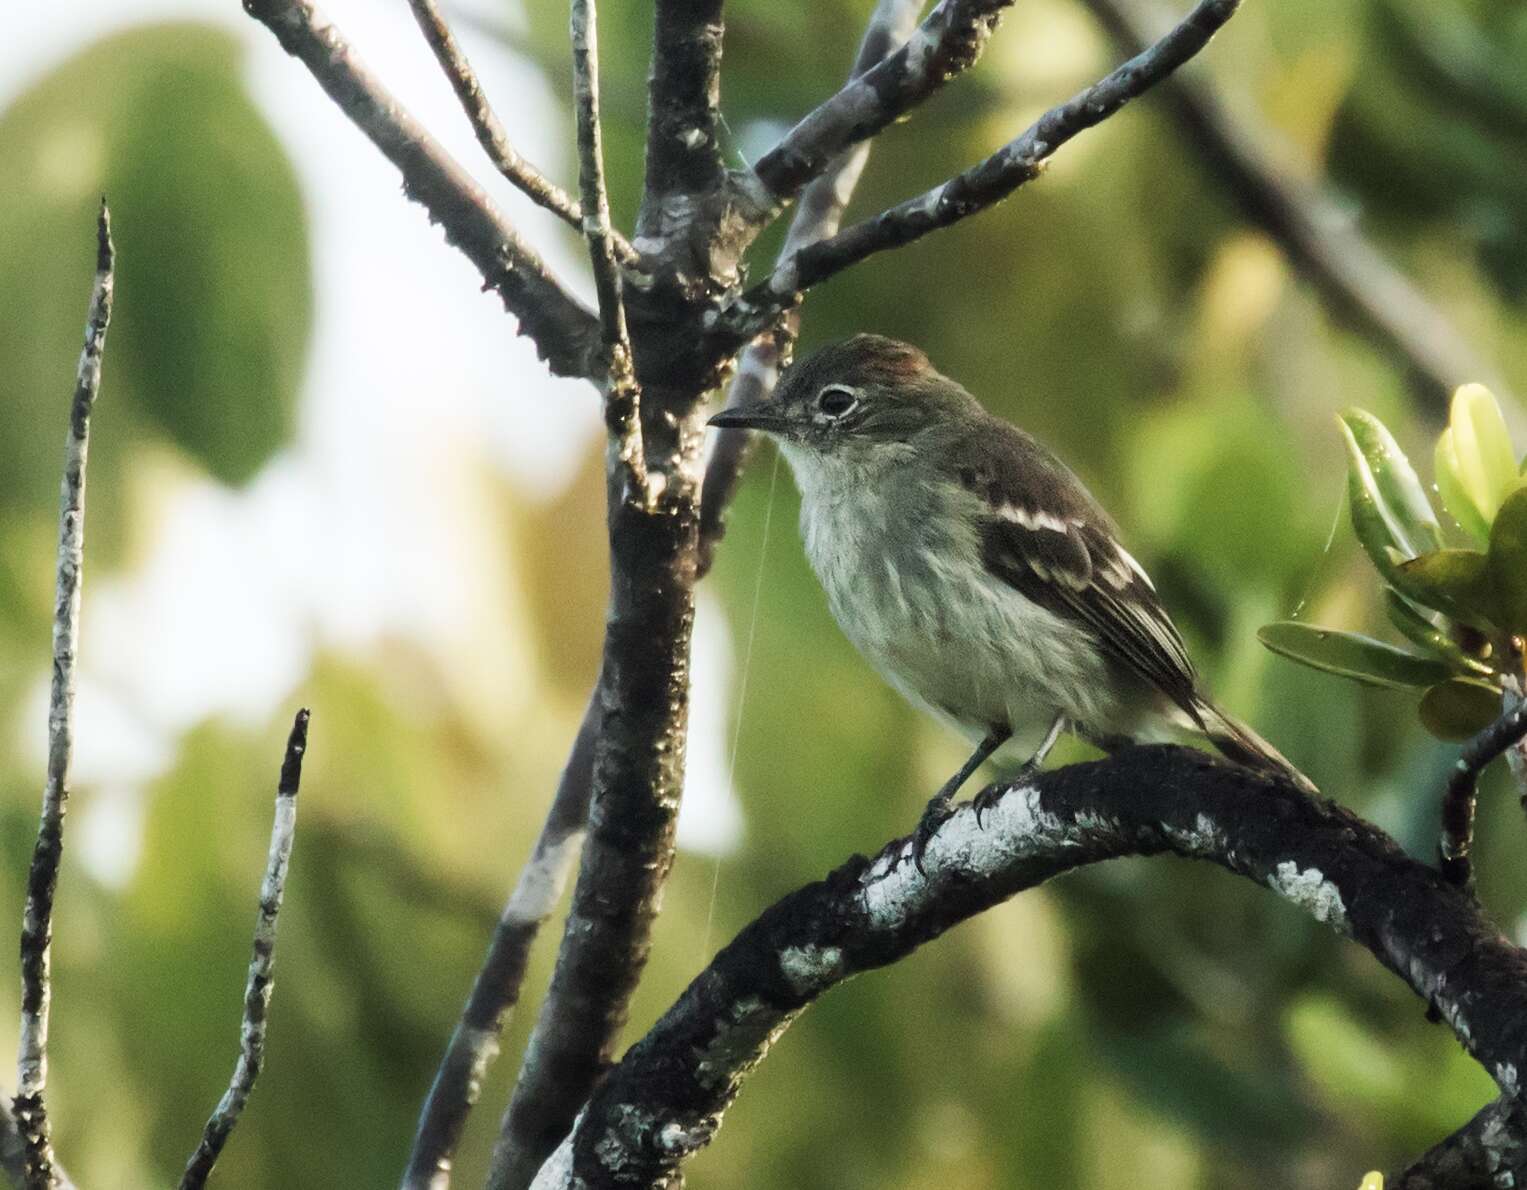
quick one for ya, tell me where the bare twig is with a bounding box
[243,0,601,378]
[717,0,1244,344]
[1392,1095,1527,1189]
[640,0,727,220]
[179,709,311,1190]
[402,700,597,1190]
[741,0,1012,214]
[698,0,929,576]
[530,746,1527,1187]
[570,0,648,501]
[13,202,114,1190]
[1438,702,1527,891]
[1079,0,1513,409]
[0,1099,73,1190]
[405,0,636,268]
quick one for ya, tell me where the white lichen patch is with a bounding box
[1497,1062,1519,1096]
[1267,861,1348,932]
[505,829,586,925]
[1161,812,1226,857]
[779,945,845,996]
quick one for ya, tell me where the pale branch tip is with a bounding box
[698,0,928,577]
[401,698,598,1190]
[243,0,601,379]
[178,708,311,1190]
[535,746,1527,1189]
[744,0,1015,214]
[717,0,1243,345]
[1438,701,1527,891]
[14,202,116,1190]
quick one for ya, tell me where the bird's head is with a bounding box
[708,335,977,464]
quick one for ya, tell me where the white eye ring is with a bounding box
[817,384,859,418]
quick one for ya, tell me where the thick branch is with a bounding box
[406,0,636,264]
[1078,0,1514,410]
[402,699,597,1190]
[243,0,601,378]
[716,0,1242,343]
[533,746,1527,1188]
[573,0,648,501]
[179,710,310,1189]
[1393,1096,1527,1189]
[640,0,727,224]
[741,0,1012,214]
[698,0,928,576]
[14,203,114,1190]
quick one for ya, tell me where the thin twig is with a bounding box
[531,747,1527,1187]
[13,202,114,1190]
[741,0,1013,213]
[1438,702,1527,890]
[571,0,647,502]
[716,0,1244,344]
[243,0,601,378]
[179,709,311,1190]
[698,0,929,576]
[405,0,635,266]
[0,1099,73,1190]
[1079,0,1513,410]
[401,700,597,1190]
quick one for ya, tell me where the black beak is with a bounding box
[708,402,788,433]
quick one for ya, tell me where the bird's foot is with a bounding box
[906,791,954,876]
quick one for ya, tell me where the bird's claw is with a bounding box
[905,793,953,876]
[973,760,1036,828]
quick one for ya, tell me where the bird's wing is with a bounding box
[955,425,1200,714]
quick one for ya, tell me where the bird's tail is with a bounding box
[1189,697,1319,796]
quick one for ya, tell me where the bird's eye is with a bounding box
[817,385,859,418]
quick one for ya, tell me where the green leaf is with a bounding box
[1381,589,1493,677]
[1418,678,1502,741]
[1339,410,1442,571]
[1435,384,1518,541]
[1486,486,1527,635]
[1395,550,1496,624]
[1257,622,1453,689]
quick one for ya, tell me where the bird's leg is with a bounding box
[974,714,1067,827]
[910,727,1010,874]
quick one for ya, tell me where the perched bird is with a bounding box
[709,334,1313,862]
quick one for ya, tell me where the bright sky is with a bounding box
[4,0,744,885]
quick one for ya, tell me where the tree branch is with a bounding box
[528,745,1527,1188]
[13,202,114,1190]
[1438,701,1527,890]
[740,0,1013,216]
[698,0,929,577]
[1392,1095,1527,1189]
[179,709,311,1190]
[715,0,1243,344]
[406,0,636,264]
[0,1100,72,1190]
[1077,0,1515,410]
[572,0,648,502]
[243,0,602,378]
[402,698,598,1190]
[639,0,727,226]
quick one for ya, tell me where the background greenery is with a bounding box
[3,0,1527,1185]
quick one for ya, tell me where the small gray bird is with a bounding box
[710,334,1312,861]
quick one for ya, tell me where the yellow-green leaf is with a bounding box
[1486,486,1527,635]
[1395,550,1496,624]
[1339,410,1441,569]
[1381,590,1493,677]
[1258,622,1453,689]
[1437,384,1518,539]
[1418,678,1502,741]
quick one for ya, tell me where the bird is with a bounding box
[708,333,1314,865]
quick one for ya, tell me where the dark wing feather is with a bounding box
[955,419,1200,715]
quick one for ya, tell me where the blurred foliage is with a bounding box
[1,2,1526,1189]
